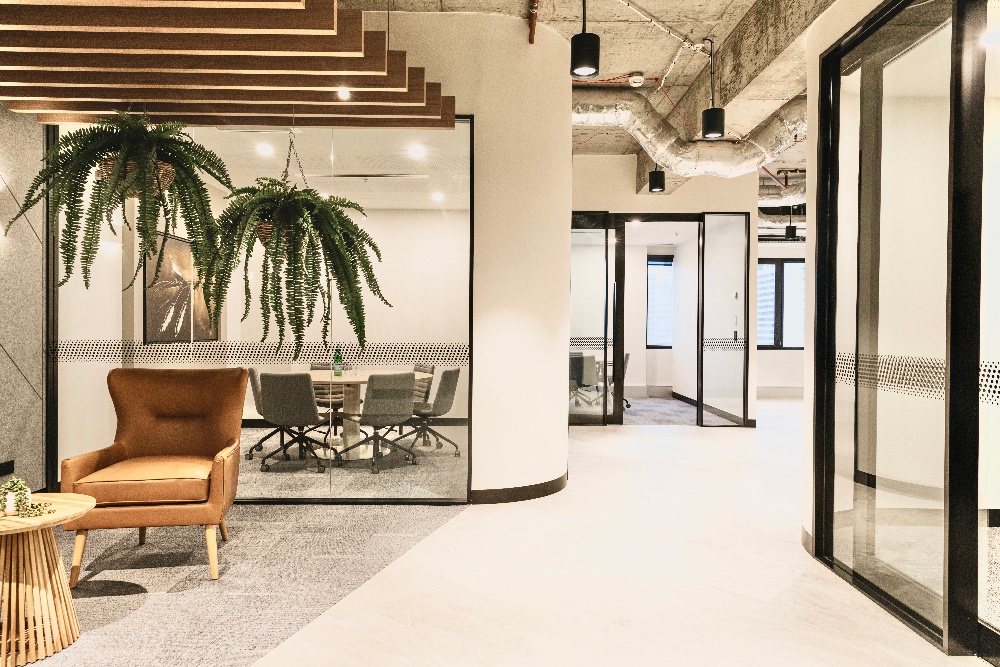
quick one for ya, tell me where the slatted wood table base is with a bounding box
[0,527,80,666]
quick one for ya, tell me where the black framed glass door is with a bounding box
[569,212,625,425]
[697,213,750,427]
[814,0,988,655]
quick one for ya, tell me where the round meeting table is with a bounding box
[0,492,95,666]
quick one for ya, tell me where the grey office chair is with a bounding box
[403,363,435,434]
[569,355,599,406]
[398,368,462,457]
[311,362,345,435]
[609,352,632,409]
[414,363,435,403]
[335,372,416,474]
[245,368,282,460]
[258,372,337,473]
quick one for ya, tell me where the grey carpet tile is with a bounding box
[237,427,469,500]
[48,502,465,667]
[622,398,735,426]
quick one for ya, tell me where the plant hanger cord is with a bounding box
[281,108,309,187]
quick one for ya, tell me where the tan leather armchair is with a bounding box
[61,367,248,587]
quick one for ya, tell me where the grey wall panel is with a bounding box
[0,103,45,489]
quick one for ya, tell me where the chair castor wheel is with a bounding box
[260,464,270,472]
[254,444,263,452]
[371,466,379,474]
[317,465,325,473]
[334,459,344,467]
[283,454,291,461]
[245,452,253,461]
[410,457,418,465]
[455,451,461,458]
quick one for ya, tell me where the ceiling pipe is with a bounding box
[572,89,806,179]
[528,0,538,44]
[758,180,806,207]
[760,166,785,189]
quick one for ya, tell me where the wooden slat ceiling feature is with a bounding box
[0,0,340,33]
[7,87,445,118]
[0,0,305,8]
[0,0,455,130]
[0,54,411,91]
[2,77,433,107]
[0,33,390,75]
[34,97,457,128]
[0,21,365,55]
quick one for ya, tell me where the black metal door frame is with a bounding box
[812,0,987,656]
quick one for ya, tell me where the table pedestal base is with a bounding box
[0,527,81,665]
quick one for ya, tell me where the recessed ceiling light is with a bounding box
[338,87,351,101]
[408,144,427,159]
[256,143,274,156]
[431,191,444,202]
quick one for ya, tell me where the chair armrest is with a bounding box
[208,438,241,517]
[60,443,125,492]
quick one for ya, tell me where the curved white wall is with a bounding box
[380,13,572,492]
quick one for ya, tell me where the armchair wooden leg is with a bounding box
[219,518,229,542]
[70,530,88,588]
[138,527,147,545]
[205,525,219,580]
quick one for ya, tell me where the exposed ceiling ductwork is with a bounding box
[758,180,807,207]
[758,213,806,228]
[572,89,806,179]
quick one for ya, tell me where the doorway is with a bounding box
[569,212,752,427]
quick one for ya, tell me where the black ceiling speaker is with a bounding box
[571,0,600,78]
[785,225,797,240]
[702,38,725,139]
[649,169,666,193]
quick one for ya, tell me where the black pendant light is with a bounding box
[649,167,666,193]
[701,38,725,139]
[571,0,600,78]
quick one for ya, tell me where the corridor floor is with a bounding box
[254,400,978,666]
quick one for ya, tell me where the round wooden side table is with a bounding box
[0,492,95,666]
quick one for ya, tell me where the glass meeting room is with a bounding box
[56,121,472,502]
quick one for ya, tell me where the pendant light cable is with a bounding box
[705,38,716,108]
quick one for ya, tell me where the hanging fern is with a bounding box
[5,111,232,288]
[205,177,390,358]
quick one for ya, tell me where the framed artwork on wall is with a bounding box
[143,234,218,344]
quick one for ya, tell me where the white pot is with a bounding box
[4,491,29,516]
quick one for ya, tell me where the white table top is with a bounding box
[309,369,433,386]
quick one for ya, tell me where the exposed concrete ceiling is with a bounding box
[344,0,821,213]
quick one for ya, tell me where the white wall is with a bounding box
[389,13,572,492]
[672,237,699,401]
[573,155,759,214]
[624,245,647,390]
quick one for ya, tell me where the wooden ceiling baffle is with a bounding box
[0,0,456,128]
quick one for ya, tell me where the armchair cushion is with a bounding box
[74,455,213,506]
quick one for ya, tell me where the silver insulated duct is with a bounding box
[572,89,807,179]
[758,180,807,207]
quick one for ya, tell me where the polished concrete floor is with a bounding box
[254,400,979,666]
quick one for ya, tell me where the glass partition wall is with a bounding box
[56,120,472,502]
[814,0,992,655]
[698,213,750,427]
[569,213,618,425]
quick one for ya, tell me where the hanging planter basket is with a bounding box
[255,220,273,248]
[96,156,177,198]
